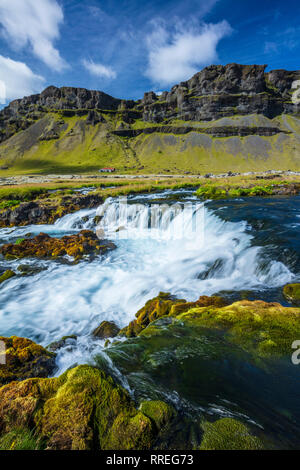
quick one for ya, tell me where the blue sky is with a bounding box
[0,0,299,106]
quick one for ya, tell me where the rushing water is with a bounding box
[1,190,300,448]
[0,191,297,367]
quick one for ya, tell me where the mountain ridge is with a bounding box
[0,63,299,174]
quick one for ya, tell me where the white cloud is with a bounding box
[145,20,232,85]
[0,0,66,71]
[82,59,117,80]
[0,55,45,103]
[264,41,278,54]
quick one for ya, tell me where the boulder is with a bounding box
[93,321,120,339]
[283,283,300,305]
[0,336,56,386]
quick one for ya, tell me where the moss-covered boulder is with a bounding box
[283,283,300,305]
[0,230,116,260]
[199,418,263,450]
[93,321,120,339]
[0,364,165,450]
[0,336,56,386]
[0,270,16,284]
[120,292,226,337]
[139,400,175,431]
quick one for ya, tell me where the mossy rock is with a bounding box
[120,296,300,357]
[139,400,175,430]
[0,270,16,284]
[0,364,161,450]
[199,418,263,450]
[0,230,116,260]
[119,293,225,337]
[93,321,120,339]
[283,283,300,305]
[0,336,56,386]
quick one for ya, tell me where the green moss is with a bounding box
[177,300,300,357]
[283,283,300,305]
[0,364,159,450]
[196,184,274,200]
[0,200,20,209]
[15,238,25,245]
[199,418,263,450]
[139,400,175,430]
[0,427,44,450]
[0,270,16,284]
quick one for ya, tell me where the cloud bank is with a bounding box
[0,0,66,71]
[82,59,117,80]
[0,55,45,103]
[146,20,232,85]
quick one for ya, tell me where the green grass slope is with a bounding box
[0,112,299,175]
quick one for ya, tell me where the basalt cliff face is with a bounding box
[0,63,299,174]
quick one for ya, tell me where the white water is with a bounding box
[0,194,293,374]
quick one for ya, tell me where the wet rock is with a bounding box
[283,283,300,305]
[17,264,45,276]
[93,321,120,339]
[47,335,77,353]
[0,336,56,386]
[0,269,16,284]
[0,364,162,450]
[0,230,116,260]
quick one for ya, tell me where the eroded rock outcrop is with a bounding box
[1,64,299,145]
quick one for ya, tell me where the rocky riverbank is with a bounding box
[0,192,103,227]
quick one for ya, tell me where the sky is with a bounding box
[0,0,299,106]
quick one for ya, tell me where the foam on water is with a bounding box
[0,195,293,373]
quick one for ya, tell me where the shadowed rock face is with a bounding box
[0,64,299,144]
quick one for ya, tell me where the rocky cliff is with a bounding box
[0,63,299,174]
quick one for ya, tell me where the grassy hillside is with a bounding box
[0,111,299,175]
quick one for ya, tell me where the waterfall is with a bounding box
[0,192,293,372]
